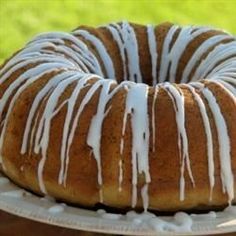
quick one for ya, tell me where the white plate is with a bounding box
[0,172,235,236]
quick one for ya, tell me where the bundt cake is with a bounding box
[0,21,235,212]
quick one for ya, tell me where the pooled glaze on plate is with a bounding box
[0,175,235,235]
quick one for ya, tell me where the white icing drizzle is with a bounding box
[192,41,236,81]
[0,60,71,113]
[118,159,123,192]
[34,74,84,193]
[27,32,104,76]
[162,83,195,201]
[61,80,127,198]
[0,63,70,163]
[0,21,235,212]
[107,22,142,83]
[73,29,115,78]
[147,25,158,85]
[62,79,104,186]
[193,82,234,203]
[168,27,211,83]
[141,183,149,212]
[204,57,236,81]
[212,78,236,97]
[28,92,52,157]
[21,71,76,154]
[152,86,159,152]
[120,136,124,155]
[209,79,236,100]
[183,84,214,200]
[58,74,95,185]
[87,79,117,202]
[121,83,150,208]
[159,26,214,83]
[159,25,179,83]
[181,34,233,83]
[106,24,127,81]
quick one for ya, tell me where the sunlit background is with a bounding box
[0,0,235,64]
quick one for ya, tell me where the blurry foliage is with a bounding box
[0,0,235,63]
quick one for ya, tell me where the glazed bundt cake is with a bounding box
[0,22,235,212]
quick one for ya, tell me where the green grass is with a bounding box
[0,0,236,64]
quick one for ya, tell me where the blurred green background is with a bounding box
[0,0,236,64]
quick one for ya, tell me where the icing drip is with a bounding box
[194,82,234,203]
[87,79,117,202]
[118,159,123,192]
[73,29,115,79]
[213,78,236,97]
[141,184,149,212]
[0,57,73,90]
[168,27,210,83]
[0,62,71,163]
[147,25,158,85]
[62,79,105,185]
[106,24,127,81]
[159,26,213,83]
[181,35,234,83]
[119,135,125,192]
[209,80,236,102]
[204,57,236,81]
[192,42,236,81]
[159,25,179,83]
[107,22,142,83]
[34,74,85,193]
[151,86,159,152]
[121,83,150,208]
[21,71,77,154]
[28,92,52,157]
[0,61,70,118]
[163,83,195,201]
[58,75,95,185]
[62,79,122,196]
[184,84,214,200]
